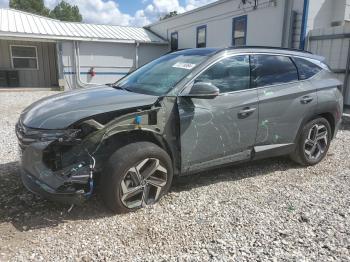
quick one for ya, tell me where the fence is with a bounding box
[307,25,350,106]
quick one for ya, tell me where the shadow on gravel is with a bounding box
[171,157,297,193]
[341,116,350,131]
[0,161,111,232]
[172,120,350,192]
[0,157,300,232]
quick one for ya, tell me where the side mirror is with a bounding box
[187,82,219,99]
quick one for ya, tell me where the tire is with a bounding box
[101,142,173,213]
[291,117,331,166]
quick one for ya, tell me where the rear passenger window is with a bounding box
[292,57,322,80]
[196,55,250,93]
[251,55,298,87]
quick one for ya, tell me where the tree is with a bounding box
[9,0,83,22]
[49,1,82,22]
[160,11,178,21]
[9,0,50,17]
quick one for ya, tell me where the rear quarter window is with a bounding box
[292,57,322,80]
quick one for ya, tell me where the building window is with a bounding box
[232,15,247,46]
[171,32,178,51]
[196,25,207,48]
[10,45,38,70]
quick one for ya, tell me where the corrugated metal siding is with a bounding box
[60,41,169,89]
[0,39,58,87]
[0,8,166,44]
[138,44,168,67]
[307,25,350,105]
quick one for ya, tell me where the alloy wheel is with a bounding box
[120,158,168,209]
[304,123,328,161]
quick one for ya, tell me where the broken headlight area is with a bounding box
[42,142,86,171]
[17,117,104,174]
[16,122,81,148]
[38,136,96,199]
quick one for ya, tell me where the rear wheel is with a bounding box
[101,142,173,213]
[291,117,331,166]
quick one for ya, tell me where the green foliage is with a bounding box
[49,1,82,22]
[9,0,83,22]
[9,0,50,17]
[160,11,178,21]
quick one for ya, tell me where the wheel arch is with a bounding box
[295,111,335,144]
[317,112,335,138]
[98,130,180,175]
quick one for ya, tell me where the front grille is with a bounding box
[16,119,37,150]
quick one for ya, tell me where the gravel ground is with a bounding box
[0,91,349,261]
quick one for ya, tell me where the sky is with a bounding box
[0,0,218,26]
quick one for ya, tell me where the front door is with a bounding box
[178,55,259,173]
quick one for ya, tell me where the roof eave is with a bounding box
[0,32,168,44]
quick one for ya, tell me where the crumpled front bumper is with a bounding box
[21,168,86,204]
[19,140,90,205]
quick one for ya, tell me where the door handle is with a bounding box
[238,107,256,119]
[300,96,313,104]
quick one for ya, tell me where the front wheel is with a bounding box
[101,142,173,213]
[291,117,331,166]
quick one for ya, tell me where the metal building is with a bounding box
[146,0,350,51]
[0,8,168,89]
[146,0,350,105]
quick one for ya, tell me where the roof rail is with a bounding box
[226,46,313,54]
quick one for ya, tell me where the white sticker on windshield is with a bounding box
[172,62,196,70]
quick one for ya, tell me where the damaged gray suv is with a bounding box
[16,47,343,213]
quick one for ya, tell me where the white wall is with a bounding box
[148,0,287,49]
[246,3,286,47]
[307,0,333,31]
[79,42,136,85]
[61,41,168,89]
[138,44,169,67]
[302,0,348,32]
[290,0,349,48]
[61,41,75,90]
[345,0,350,21]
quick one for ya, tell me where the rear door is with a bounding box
[251,54,318,150]
[178,55,259,173]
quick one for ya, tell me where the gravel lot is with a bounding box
[0,91,349,261]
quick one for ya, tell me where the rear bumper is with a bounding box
[21,168,86,205]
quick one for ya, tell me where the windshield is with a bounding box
[114,50,215,96]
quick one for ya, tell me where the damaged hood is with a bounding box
[21,85,159,129]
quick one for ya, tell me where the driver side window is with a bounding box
[195,55,250,93]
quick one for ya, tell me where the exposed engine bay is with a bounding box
[17,96,180,203]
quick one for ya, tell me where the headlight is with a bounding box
[37,129,81,142]
[16,121,81,143]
